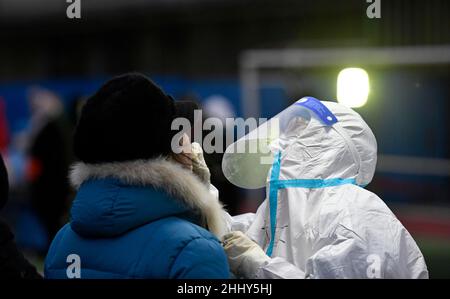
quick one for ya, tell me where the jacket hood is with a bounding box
[69,157,227,238]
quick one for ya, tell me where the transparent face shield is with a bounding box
[221,97,338,189]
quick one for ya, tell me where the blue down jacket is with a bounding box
[44,159,229,279]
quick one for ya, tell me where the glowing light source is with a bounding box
[337,68,370,108]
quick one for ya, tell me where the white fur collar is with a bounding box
[69,157,227,238]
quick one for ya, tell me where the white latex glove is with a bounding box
[223,231,270,278]
[191,142,211,184]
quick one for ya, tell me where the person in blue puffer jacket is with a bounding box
[44,73,230,279]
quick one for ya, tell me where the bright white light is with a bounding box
[337,68,370,108]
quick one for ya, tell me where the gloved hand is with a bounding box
[190,142,211,184]
[169,133,211,184]
[223,231,270,278]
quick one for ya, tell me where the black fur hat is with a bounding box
[74,73,198,164]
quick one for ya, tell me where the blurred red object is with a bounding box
[0,97,10,152]
[399,215,450,239]
[26,157,43,183]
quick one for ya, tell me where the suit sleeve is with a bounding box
[169,238,230,279]
[253,257,306,279]
[253,239,361,279]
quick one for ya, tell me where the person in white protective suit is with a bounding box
[214,96,429,279]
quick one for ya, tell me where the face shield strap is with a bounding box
[295,97,338,126]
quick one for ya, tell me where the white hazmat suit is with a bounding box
[221,97,428,279]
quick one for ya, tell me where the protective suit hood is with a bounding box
[274,100,377,186]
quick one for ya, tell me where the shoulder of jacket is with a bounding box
[153,216,220,243]
[134,217,224,277]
